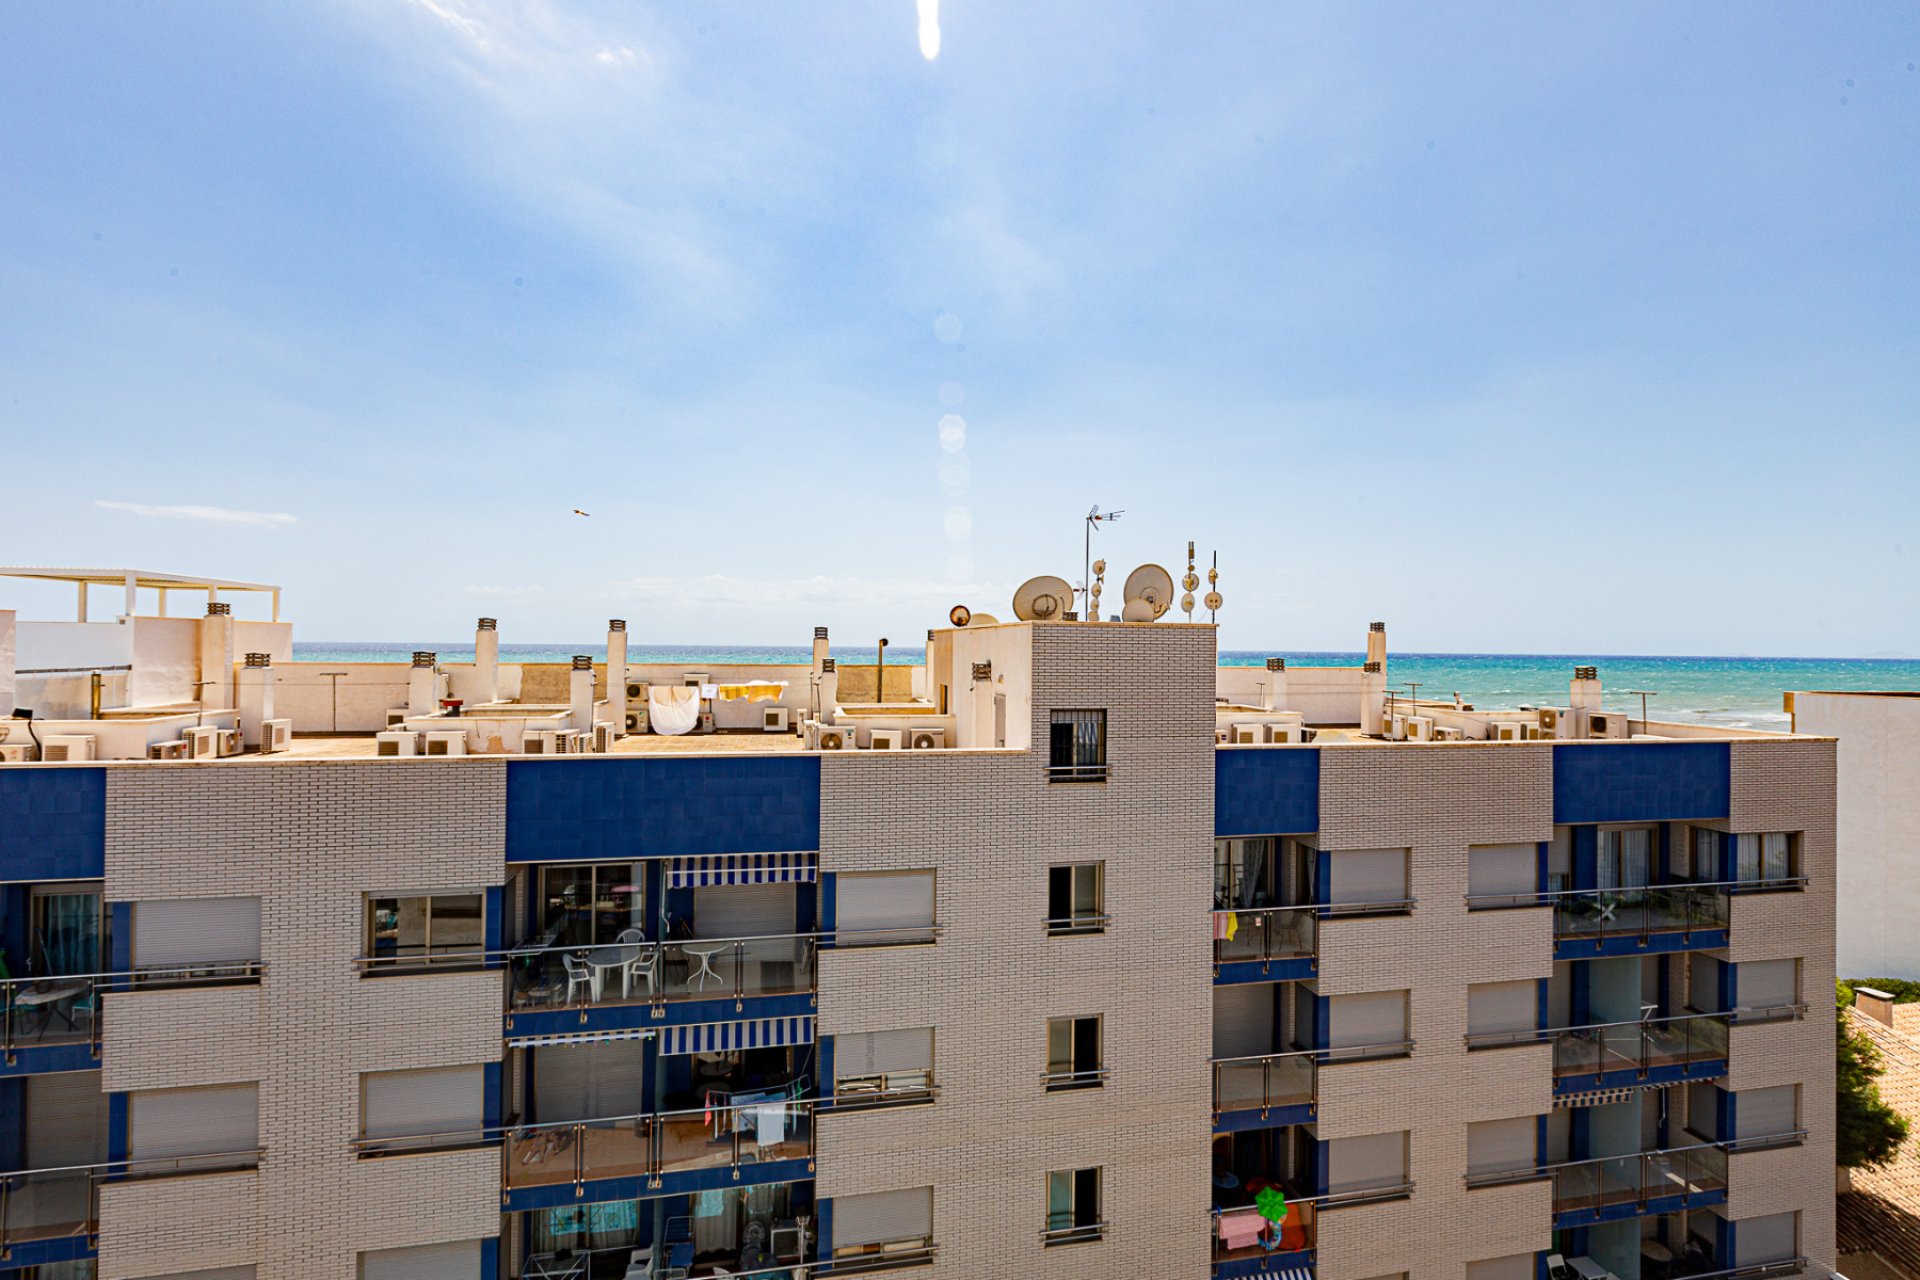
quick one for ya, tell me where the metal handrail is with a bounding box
[827,1075,938,1110]
[3,963,265,1063]
[1732,1001,1809,1024]
[1046,762,1110,782]
[1467,878,1790,908]
[1041,1221,1109,1245]
[1468,1139,1736,1191]
[1664,1260,1809,1280]
[1042,1067,1109,1089]
[1043,913,1111,933]
[484,1098,815,1187]
[1322,1038,1414,1063]
[1723,1128,1808,1153]
[1322,897,1417,916]
[831,1243,937,1273]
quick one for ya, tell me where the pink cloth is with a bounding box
[1217,1209,1265,1250]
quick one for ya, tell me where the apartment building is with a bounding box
[0,568,1836,1280]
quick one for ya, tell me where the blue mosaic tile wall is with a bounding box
[506,756,820,861]
[1215,748,1321,837]
[0,767,105,880]
[1552,742,1730,824]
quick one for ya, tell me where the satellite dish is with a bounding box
[1123,564,1175,619]
[970,613,1000,625]
[949,604,972,627]
[1012,575,1074,621]
[1121,598,1156,623]
[1204,591,1224,612]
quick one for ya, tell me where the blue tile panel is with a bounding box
[0,768,105,881]
[501,1156,812,1212]
[1215,748,1320,837]
[505,757,820,862]
[1553,929,1729,962]
[1214,1102,1316,1134]
[1551,743,1730,825]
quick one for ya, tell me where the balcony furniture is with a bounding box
[1545,1256,1572,1280]
[684,942,727,992]
[621,1244,654,1279]
[1217,1207,1267,1251]
[562,953,599,1003]
[525,1254,587,1279]
[15,980,87,1038]
[586,937,649,998]
[1568,1258,1617,1280]
[1640,1241,1673,1265]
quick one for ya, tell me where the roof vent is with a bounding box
[814,627,829,640]
[820,658,837,673]
[206,602,231,617]
[1574,665,1598,681]
[608,619,626,632]
[411,651,437,668]
[243,652,272,668]
[1063,611,1079,622]
[571,655,594,671]
[477,617,497,631]
[971,661,992,681]
[1363,661,1382,673]
[1369,621,1385,633]
[1266,657,1285,672]
[926,629,936,641]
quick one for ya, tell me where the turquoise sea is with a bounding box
[290,643,1920,731]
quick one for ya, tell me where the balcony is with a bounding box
[1544,1011,1731,1092]
[3,962,263,1071]
[1212,906,1316,983]
[1545,883,1733,958]
[1544,1142,1728,1226]
[0,1163,99,1261]
[508,933,817,1012]
[1211,1049,1316,1129]
[1212,1189,1316,1272]
[499,1099,814,1207]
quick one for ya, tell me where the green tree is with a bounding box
[1838,981,1910,1169]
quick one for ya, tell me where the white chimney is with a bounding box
[474,618,500,706]
[408,652,439,717]
[0,608,15,717]
[198,603,236,711]
[1263,657,1287,712]
[818,657,840,726]
[236,654,276,746]
[607,620,629,737]
[1365,621,1387,669]
[569,655,596,732]
[1570,666,1603,716]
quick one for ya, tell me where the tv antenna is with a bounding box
[1082,506,1123,618]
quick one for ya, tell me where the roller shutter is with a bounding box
[1328,991,1406,1053]
[836,872,935,944]
[833,1186,932,1247]
[130,1084,258,1164]
[695,883,794,939]
[1468,981,1538,1038]
[133,898,261,968]
[1468,844,1537,901]
[362,1065,485,1141]
[1736,1085,1798,1141]
[1326,1130,1406,1194]
[1467,1117,1536,1176]
[359,1240,483,1280]
[532,1041,645,1122]
[835,1028,933,1079]
[1326,849,1406,907]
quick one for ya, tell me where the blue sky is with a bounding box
[1,2,1915,655]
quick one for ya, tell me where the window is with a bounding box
[1734,1211,1799,1266]
[1685,1082,1724,1143]
[1733,1084,1801,1148]
[1466,981,1539,1048]
[1680,826,1721,881]
[131,897,261,984]
[1467,844,1538,909]
[1044,1167,1104,1245]
[1325,848,1410,915]
[834,1028,935,1106]
[536,862,643,947]
[1733,833,1801,888]
[28,884,105,976]
[1466,1117,1537,1183]
[836,871,936,946]
[1047,709,1107,781]
[1326,991,1409,1061]
[365,892,483,970]
[358,1065,486,1156]
[1686,954,1727,1014]
[1045,1015,1103,1090]
[831,1187,934,1269]
[359,1241,483,1280]
[129,1083,259,1176]
[1047,863,1105,934]
[1597,828,1653,889]
[1734,958,1800,1022]
[1324,1130,1409,1200]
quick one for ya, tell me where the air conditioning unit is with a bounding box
[592,723,616,753]
[625,707,649,734]
[1537,708,1563,734]
[1588,713,1626,739]
[625,682,646,700]
[814,723,857,751]
[869,729,906,750]
[1385,714,1408,741]
[260,718,293,754]
[1523,725,1548,741]
[423,731,468,757]
[217,729,243,757]
[1433,726,1464,741]
[1491,723,1524,742]
[42,735,96,763]
[148,740,189,761]
[1266,724,1305,744]
[0,743,34,763]
[375,730,420,757]
[185,727,220,759]
[762,706,791,733]
[908,726,946,750]
[1406,716,1434,742]
[683,672,710,689]
[386,708,409,727]
[554,729,584,754]
[696,711,715,733]
[524,730,559,755]
[1229,723,1262,744]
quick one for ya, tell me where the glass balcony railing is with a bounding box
[0,1163,99,1250]
[1211,905,1316,966]
[501,1099,814,1191]
[1546,1142,1727,1217]
[2,963,266,1063]
[1547,882,1732,945]
[1211,1048,1316,1114]
[1549,1011,1731,1079]
[1211,1180,1413,1264]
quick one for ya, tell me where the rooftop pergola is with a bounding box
[0,567,282,622]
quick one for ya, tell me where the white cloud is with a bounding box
[93,500,298,527]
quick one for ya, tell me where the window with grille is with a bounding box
[1047,709,1107,781]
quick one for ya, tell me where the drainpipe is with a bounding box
[875,638,889,704]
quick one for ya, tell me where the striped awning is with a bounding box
[1245,1269,1313,1280]
[667,853,818,889]
[507,1026,653,1049]
[658,1017,814,1056]
[1555,1086,1639,1110]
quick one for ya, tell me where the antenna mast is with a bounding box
[1082,505,1123,619]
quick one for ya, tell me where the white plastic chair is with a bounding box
[615,928,655,997]
[562,953,598,1003]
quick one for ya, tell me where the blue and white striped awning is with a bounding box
[1244,1269,1312,1280]
[658,1017,814,1056]
[1555,1086,1640,1110]
[667,853,818,889]
[507,1026,653,1049]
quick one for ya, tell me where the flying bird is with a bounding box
[572,509,591,517]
